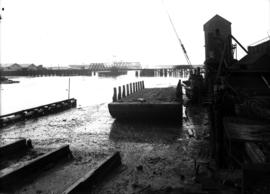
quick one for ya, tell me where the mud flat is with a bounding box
[108,87,182,120]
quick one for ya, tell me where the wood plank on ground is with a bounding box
[63,151,121,194]
[0,144,71,188]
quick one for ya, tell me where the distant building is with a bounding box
[21,64,38,70]
[4,63,22,71]
[2,63,45,71]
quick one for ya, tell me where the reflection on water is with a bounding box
[109,120,182,144]
[1,70,188,115]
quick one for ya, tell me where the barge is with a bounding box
[108,81,183,120]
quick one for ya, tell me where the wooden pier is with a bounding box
[108,80,183,120]
[0,98,77,128]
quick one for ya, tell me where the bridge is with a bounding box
[0,65,201,77]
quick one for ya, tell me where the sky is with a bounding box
[0,0,269,67]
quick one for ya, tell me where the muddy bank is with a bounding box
[92,105,210,194]
[0,100,211,193]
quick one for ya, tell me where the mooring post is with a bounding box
[122,85,126,98]
[130,83,132,94]
[113,87,117,102]
[133,83,136,92]
[118,86,121,100]
[176,79,182,99]
[126,84,129,96]
[136,82,138,92]
[142,81,145,89]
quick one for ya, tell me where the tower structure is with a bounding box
[203,15,233,65]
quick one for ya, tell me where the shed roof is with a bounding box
[204,14,231,30]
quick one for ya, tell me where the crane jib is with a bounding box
[163,1,192,65]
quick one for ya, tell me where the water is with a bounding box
[1,71,188,115]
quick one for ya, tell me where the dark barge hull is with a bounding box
[108,102,182,120]
[108,86,183,120]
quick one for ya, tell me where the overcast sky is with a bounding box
[0,0,269,67]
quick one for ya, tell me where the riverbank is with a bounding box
[0,97,215,193]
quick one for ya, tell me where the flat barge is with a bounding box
[0,98,77,128]
[108,81,183,120]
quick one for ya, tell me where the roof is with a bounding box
[239,52,270,65]
[19,64,36,68]
[204,14,231,30]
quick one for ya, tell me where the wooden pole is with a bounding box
[126,84,129,96]
[113,87,117,102]
[142,81,145,89]
[133,83,136,92]
[130,83,133,94]
[122,85,126,98]
[176,79,182,99]
[118,86,121,100]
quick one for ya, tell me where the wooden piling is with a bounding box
[176,79,182,99]
[113,88,117,102]
[122,85,126,98]
[142,81,145,89]
[130,83,132,94]
[126,84,129,96]
[118,86,121,100]
[133,83,136,92]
